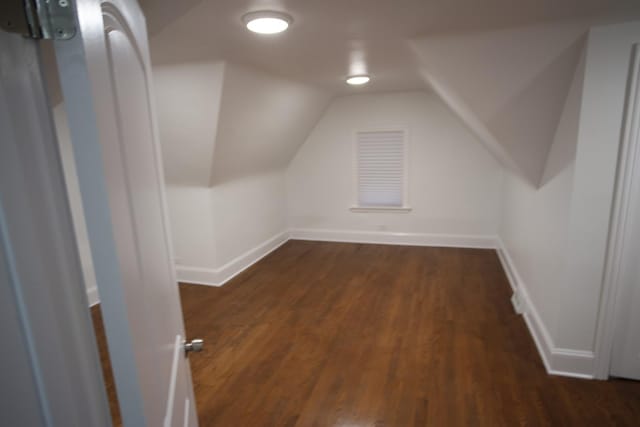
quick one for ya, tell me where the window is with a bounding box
[353,129,409,212]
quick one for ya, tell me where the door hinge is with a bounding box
[0,0,76,40]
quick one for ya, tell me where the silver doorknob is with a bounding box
[184,338,204,355]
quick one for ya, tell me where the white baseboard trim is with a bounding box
[216,231,289,285]
[87,287,100,307]
[496,238,595,379]
[174,265,220,287]
[289,228,499,249]
[176,229,497,287]
[176,231,289,287]
[550,348,596,379]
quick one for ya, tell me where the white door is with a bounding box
[1,30,111,427]
[610,45,640,381]
[52,0,199,425]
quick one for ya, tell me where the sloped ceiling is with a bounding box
[411,21,589,185]
[153,61,225,186]
[140,0,640,188]
[142,0,637,94]
[211,63,331,184]
[153,60,330,186]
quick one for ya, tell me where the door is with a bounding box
[52,0,198,425]
[610,45,640,381]
[1,30,111,426]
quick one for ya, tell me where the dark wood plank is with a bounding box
[92,240,640,426]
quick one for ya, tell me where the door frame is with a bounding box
[0,30,111,426]
[594,43,640,380]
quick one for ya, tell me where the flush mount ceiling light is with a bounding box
[346,75,371,86]
[242,11,292,34]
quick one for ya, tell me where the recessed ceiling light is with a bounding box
[346,75,371,86]
[242,11,292,34]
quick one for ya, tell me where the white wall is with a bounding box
[165,185,217,270]
[168,172,287,283]
[556,21,640,351]
[287,91,504,239]
[499,21,640,378]
[500,51,584,338]
[212,171,287,266]
[211,171,287,267]
[168,172,286,274]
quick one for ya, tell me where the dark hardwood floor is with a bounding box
[93,240,640,426]
[91,306,122,427]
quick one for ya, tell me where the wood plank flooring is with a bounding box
[93,240,640,426]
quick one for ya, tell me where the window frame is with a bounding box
[350,126,411,213]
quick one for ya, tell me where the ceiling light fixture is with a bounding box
[346,75,371,86]
[242,11,292,34]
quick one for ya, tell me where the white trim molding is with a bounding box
[176,231,289,287]
[175,265,220,287]
[497,238,596,379]
[593,43,640,380]
[175,228,499,290]
[290,228,499,249]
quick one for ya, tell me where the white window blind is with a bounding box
[356,130,406,207]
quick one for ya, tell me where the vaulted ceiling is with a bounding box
[140,0,640,187]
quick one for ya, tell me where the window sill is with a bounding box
[349,206,412,213]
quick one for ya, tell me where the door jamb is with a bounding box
[594,43,640,380]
